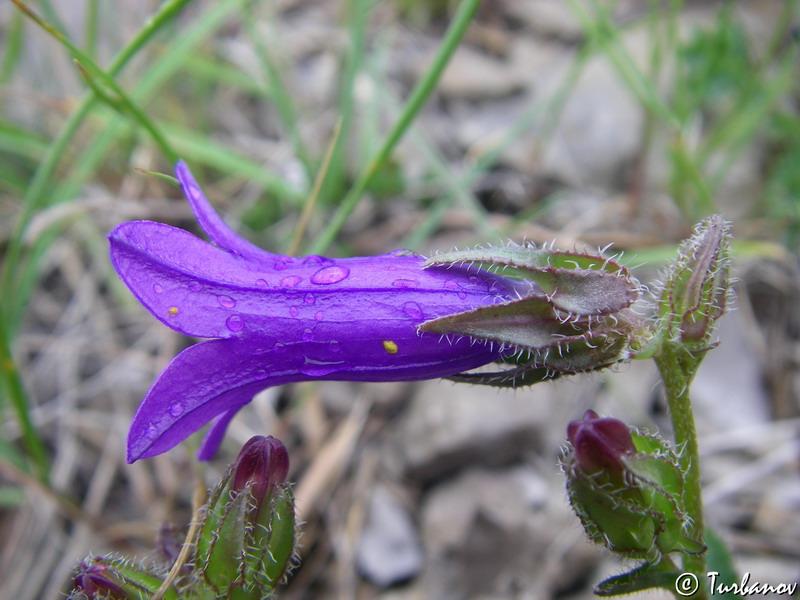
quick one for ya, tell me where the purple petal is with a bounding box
[176,160,283,266]
[196,407,240,461]
[110,219,526,341]
[128,329,501,462]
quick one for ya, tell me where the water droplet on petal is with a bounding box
[445,279,459,290]
[218,295,236,308]
[314,311,324,321]
[281,275,303,288]
[226,314,244,332]
[329,340,341,353]
[311,265,350,285]
[153,283,164,294]
[256,278,268,287]
[300,357,346,377]
[274,258,293,271]
[302,328,314,342]
[303,255,324,265]
[189,282,202,292]
[169,402,184,417]
[402,301,424,320]
[146,424,159,440]
[289,306,299,317]
[392,278,419,288]
[458,291,467,300]
[304,293,316,305]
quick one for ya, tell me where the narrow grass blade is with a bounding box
[310,0,484,253]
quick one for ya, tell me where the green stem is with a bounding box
[309,0,484,254]
[655,343,708,600]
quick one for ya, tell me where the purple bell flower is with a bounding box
[110,161,525,462]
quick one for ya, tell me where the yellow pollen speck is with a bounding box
[168,307,179,316]
[383,340,398,354]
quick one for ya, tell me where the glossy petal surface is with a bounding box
[112,162,524,462]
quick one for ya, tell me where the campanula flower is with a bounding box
[109,161,526,462]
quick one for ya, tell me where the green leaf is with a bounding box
[594,560,682,596]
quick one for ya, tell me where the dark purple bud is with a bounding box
[567,410,636,478]
[72,558,126,600]
[233,435,289,509]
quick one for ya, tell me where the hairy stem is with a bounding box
[655,343,708,600]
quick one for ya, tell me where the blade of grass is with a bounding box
[1,0,258,334]
[244,5,314,181]
[567,0,715,218]
[309,0,484,254]
[84,0,99,57]
[319,0,371,205]
[1,8,24,84]
[0,319,49,483]
[289,119,343,255]
[0,121,49,160]
[1,0,193,327]
[12,0,179,163]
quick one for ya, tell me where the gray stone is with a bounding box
[396,378,573,482]
[356,486,424,588]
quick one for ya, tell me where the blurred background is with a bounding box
[0,1,799,598]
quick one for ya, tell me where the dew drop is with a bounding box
[281,275,303,288]
[444,279,459,290]
[169,402,184,417]
[226,314,244,332]
[145,424,159,440]
[256,278,268,287]
[153,283,164,294]
[289,306,299,317]
[299,357,346,377]
[302,328,314,342]
[311,265,350,285]
[304,293,316,305]
[274,258,292,271]
[303,255,324,265]
[458,291,467,300]
[402,301,424,320]
[392,278,419,288]
[218,295,236,308]
[314,311,324,321]
[329,340,341,353]
[189,282,203,292]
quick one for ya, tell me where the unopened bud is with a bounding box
[69,556,171,600]
[563,413,704,564]
[233,435,290,515]
[657,215,732,349]
[196,436,297,599]
[567,409,636,483]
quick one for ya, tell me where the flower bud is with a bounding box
[69,556,173,600]
[232,435,290,516]
[656,214,732,350]
[567,409,636,483]
[196,436,297,599]
[563,413,704,565]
